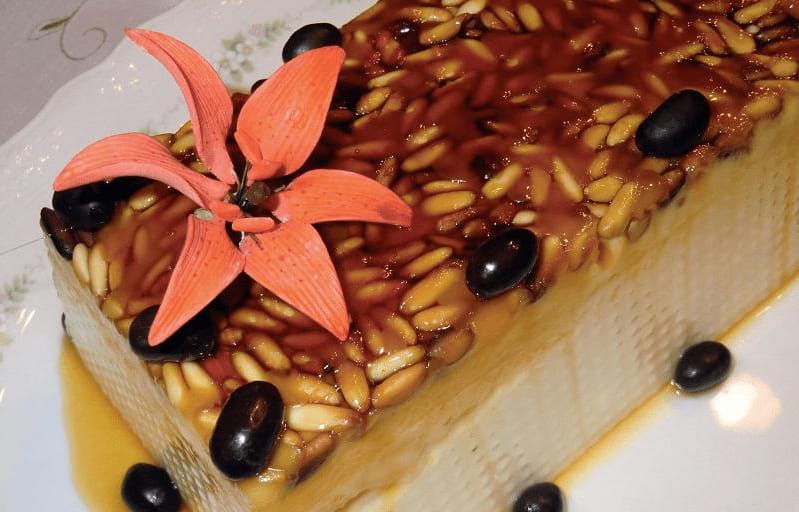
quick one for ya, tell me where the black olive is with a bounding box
[388,19,422,53]
[61,313,67,333]
[250,78,266,94]
[466,228,539,298]
[513,482,563,512]
[40,207,78,260]
[121,463,182,512]
[52,183,115,232]
[106,177,151,201]
[210,381,284,479]
[673,340,732,392]
[282,23,343,62]
[635,89,711,158]
[129,306,217,362]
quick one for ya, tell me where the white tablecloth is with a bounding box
[0,0,182,144]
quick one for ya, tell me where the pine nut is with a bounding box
[584,176,624,203]
[422,191,477,216]
[401,266,462,314]
[598,182,639,238]
[482,163,524,200]
[372,363,427,409]
[88,242,109,297]
[230,307,287,333]
[248,333,291,371]
[400,247,453,279]
[72,243,90,284]
[286,404,360,433]
[412,304,466,331]
[552,157,584,202]
[593,101,631,124]
[367,346,427,382]
[715,16,756,54]
[335,361,370,413]
[429,329,474,364]
[402,140,452,172]
[606,114,645,146]
[517,3,543,31]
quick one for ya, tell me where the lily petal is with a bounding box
[232,130,261,162]
[53,133,229,208]
[242,221,349,340]
[149,216,245,345]
[210,200,243,221]
[270,169,413,226]
[235,46,344,176]
[126,28,237,184]
[247,160,283,183]
[231,217,276,233]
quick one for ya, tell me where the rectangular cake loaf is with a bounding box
[47,0,799,510]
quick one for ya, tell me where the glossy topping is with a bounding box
[513,482,563,512]
[40,207,78,260]
[210,381,285,479]
[466,228,538,298]
[282,23,343,62]
[120,463,182,512]
[52,184,115,232]
[673,340,732,393]
[129,306,217,362]
[636,90,712,158]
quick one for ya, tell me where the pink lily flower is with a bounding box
[52,29,412,345]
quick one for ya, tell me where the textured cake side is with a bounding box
[48,246,251,512]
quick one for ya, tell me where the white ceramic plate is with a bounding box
[1,1,797,510]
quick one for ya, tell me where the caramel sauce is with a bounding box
[60,339,153,511]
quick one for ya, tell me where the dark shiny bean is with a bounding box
[121,463,181,512]
[106,177,151,201]
[129,306,217,362]
[282,23,342,62]
[466,228,539,298]
[673,340,732,392]
[52,183,116,232]
[513,482,563,512]
[210,381,284,479]
[250,78,266,93]
[389,19,422,53]
[635,89,711,158]
[40,207,78,260]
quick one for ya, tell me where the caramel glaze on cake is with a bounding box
[49,0,799,502]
